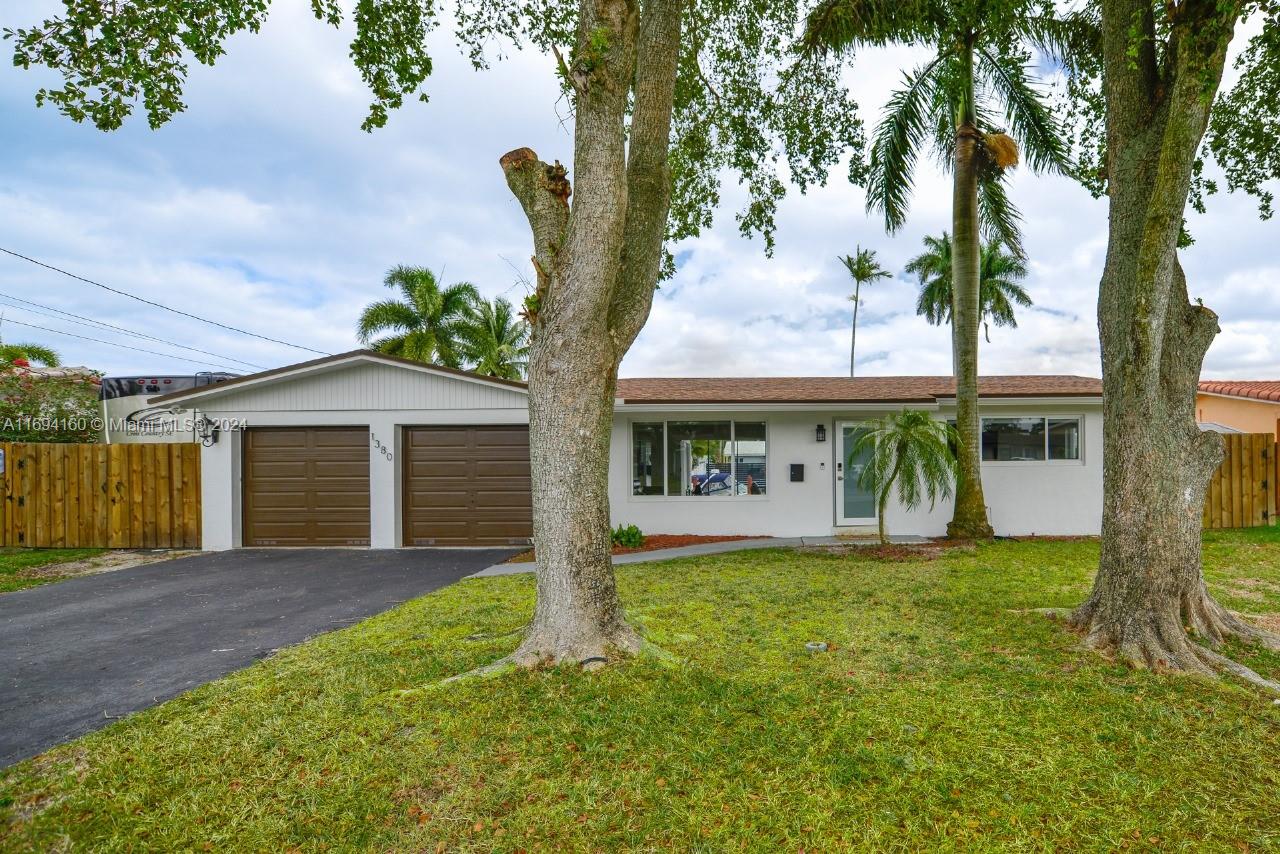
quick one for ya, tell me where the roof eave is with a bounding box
[147,349,528,406]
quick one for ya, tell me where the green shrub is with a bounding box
[611,523,644,549]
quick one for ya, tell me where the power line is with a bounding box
[0,246,330,356]
[1,318,248,372]
[0,292,267,370]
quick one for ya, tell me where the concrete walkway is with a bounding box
[470,534,931,577]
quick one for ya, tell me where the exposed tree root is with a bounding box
[394,624,674,697]
[1063,583,1280,695]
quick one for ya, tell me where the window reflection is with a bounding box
[630,420,767,497]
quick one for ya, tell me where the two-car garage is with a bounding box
[153,351,536,551]
[241,424,533,548]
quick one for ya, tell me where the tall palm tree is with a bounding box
[458,297,529,381]
[851,409,958,545]
[907,233,1032,343]
[803,0,1079,539]
[356,266,479,368]
[838,246,892,377]
[0,341,61,367]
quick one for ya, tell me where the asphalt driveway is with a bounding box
[0,547,517,768]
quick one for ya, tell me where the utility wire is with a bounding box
[0,246,330,356]
[0,292,266,370]
[1,318,248,372]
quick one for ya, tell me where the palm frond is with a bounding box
[356,299,420,344]
[868,56,946,232]
[977,175,1025,258]
[0,342,62,367]
[1018,10,1102,72]
[906,232,953,326]
[383,265,438,305]
[839,245,893,287]
[456,296,530,380]
[800,0,942,56]
[977,49,1071,175]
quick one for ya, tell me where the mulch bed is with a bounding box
[801,540,971,562]
[504,534,763,564]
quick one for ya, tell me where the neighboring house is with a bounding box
[1197,381,1280,439]
[147,350,1104,550]
[100,372,238,444]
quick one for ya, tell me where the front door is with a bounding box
[835,421,877,525]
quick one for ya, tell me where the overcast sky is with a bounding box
[1,4,1276,381]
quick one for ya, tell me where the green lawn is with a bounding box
[2,532,1278,852]
[0,547,105,593]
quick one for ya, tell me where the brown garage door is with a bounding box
[243,427,370,546]
[403,426,532,546]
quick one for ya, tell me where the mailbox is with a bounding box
[789,464,804,482]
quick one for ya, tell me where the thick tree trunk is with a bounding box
[1070,0,1279,691]
[947,123,994,540]
[494,0,684,669]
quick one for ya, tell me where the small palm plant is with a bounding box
[907,233,1032,343]
[838,246,892,377]
[458,297,529,380]
[356,266,479,368]
[851,409,958,545]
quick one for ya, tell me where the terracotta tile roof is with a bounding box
[614,375,1102,404]
[1199,380,1280,403]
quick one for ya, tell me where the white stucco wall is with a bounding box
[178,353,1103,549]
[608,402,1104,539]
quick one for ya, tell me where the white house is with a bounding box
[147,350,1104,550]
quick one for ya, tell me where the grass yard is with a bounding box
[2,531,1278,851]
[0,547,105,594]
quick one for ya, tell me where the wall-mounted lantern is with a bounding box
[815,423,827,443]
[195,415,220,447]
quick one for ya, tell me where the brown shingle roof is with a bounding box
[1199,380,1280,403]
[614,375,1102,404]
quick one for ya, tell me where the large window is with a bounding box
[631,421,767,497]
[981,417,1081,462]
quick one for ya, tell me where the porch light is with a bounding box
[195,415,220,447]
[815,424,826,443]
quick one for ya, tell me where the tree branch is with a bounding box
[607,0,686,352]
[499,147,571,323]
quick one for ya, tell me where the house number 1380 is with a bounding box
[370,432,392,462]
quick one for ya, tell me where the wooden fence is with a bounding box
[1203,433,1276,530]
[0,443,200,549]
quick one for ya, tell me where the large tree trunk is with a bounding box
[947,121,994,540]
[496,0,683,669]
[1070,0,1279,691]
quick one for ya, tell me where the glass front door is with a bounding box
[836,422,877,524]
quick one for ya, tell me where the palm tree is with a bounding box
[0,341,60,367]
[852,409,958,546]
[907,233,1032,343]
[838,246,892,377]
[803,0,1080,539]
[458,297,529,380]
[356,266,479,368]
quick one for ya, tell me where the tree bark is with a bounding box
[946,120,994,540]
[495,0,684,669]
[1070,0,1279,691]
[850,281,861,377]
